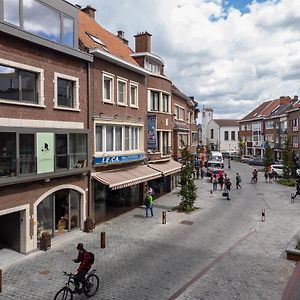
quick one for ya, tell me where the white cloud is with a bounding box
[70,0,300,119]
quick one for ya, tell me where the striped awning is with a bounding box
[92,165,162,190]
[148,159,182,176]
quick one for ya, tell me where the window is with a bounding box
[55,134,68,169]
[24,0,61,44]
[117,79,127,105]
[95,125,140,153]
[210,129,214,139]
[54,73,79,110]
[265,121,274,129]
[162,94,169,113]
[162,132,170,155]
[69,133,87,168]
[246,124,251,130]
[145,60,160,74]
[224,131,229,141]
[0,65,37,104]
[150,91,159,111]
[0,132,16,177]
[179,133,188,147]
[103,74,114,103]
[63,16,74,47]
[19,134,35,174]
[231,131,236,141]
[252,122,261,131]
[3,0,20,27]
[175,106,184,120]
[246,136,251,142]
[192,133,198,144]
[130,83,138,107]
[240,125,246,131]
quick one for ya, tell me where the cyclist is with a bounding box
[73,243,92,294]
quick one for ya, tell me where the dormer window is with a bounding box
[145,60,160,74]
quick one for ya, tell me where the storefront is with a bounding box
[92,165,162,223]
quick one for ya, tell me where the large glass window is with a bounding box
[162,94,169,112]
[115,126,122,151]
[19,134,35,174]
[23,0,61,43]
[162,132,169,155]
[0,65,37,103]
[131,128,138,150]
[0,132,16,178]
[150,91,159,111]
[96,126,103,152]
[55,134,68,170]
[106,126,114,151]
[69,134,87,168]
[117,80,126,104]
[125,126,130,151]
[37,195,53,239]
[63,16,74,47]
[57,78,74,108]
[103,75,113,102]
[3,0,20,27]
[130,84,137,107]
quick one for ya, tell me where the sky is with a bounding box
[69,0,300,119]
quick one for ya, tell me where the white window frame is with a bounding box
[240,125,246,131]
[246,124,251,130]
[102,72,114,104]
[54,72,79,111]
[162,93,170,113]
[117,77,127,106]
[175,105,185,121]
[0,58,45,108]
[129,81,138,108]
[178,133,189,148]
[265,121,274,129]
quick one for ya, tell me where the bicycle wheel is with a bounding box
[54,287,73,300]
[84,274,99,297]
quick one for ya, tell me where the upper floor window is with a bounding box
[178,133,188,148]
[130,82,138,107]
[265,121,274,129]
[3,0,74,47]
[162,94,169,113]
[103,73,114,103]
[224,131,229,141]
[175,106,184,121]
[145,60,160,74]
[246,124,252,130]
[240,125,246,131]
[231,131,236,141]
[150,91,159,111]
[210,129,214,139]
[54,73,79,110]
[117,79,127,105]
[192,132,198,145]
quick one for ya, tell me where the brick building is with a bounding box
[0,0,92,253]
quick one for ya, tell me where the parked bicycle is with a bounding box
[54,269,99,300]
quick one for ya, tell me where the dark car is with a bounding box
[248,157,264,166]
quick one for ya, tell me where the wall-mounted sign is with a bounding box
[93,153,145,166]
[37,133,54,174]
[148,115,157,151]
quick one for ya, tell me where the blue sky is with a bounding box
[70,0,300,119]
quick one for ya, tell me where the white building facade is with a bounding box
[200,107,213,145]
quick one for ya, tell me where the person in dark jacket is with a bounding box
[224,178,232,200]
[73,243,92,293]
[293,179,300,200]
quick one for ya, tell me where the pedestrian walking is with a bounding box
[218,173,224,190]
[251,169,258,183]
[144,192,154,217]
[195,165,200,179]
[212,174,218,191]
[200,167,204,179]
[228,158,231,169]
[224,178,232,200]
[268,171,273,183]
[293,179,300,200]
[264,171,268,183]
[236,173,241,189]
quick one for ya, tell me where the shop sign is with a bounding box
[37,133,54,174]
[148,115,157,150]
[93,153,145,165]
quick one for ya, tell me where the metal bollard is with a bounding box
[291,193,295,203]
[0,269,2,293]
[261,209,265,222]
[162,211,167,224]
[100,231,106,249]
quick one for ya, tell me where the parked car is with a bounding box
[240,155,254,163]
[270,164,284,177]
[248,157,264,166]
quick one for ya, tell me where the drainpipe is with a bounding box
[87,60,92,219]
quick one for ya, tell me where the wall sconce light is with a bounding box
[99,113,103,118]
[114,114,118,119]
[127,116,131,120]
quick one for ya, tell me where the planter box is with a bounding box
[286,241,300,261]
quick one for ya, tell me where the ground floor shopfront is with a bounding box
[0,176,88,254]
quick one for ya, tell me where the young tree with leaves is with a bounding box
[238,139,246,157]
[178,143,197,212]
[263,140,274,168]
[282,136,293,179]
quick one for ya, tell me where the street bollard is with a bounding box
[100,231,106,249]
[162,211,167,224]
[291,193,295,203]
[0,269,2,293]
[210,190,213,194]
[261,209,265,222]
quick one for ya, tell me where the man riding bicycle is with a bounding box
[73,243,92,294]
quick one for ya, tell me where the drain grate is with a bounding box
[180,220,194,225]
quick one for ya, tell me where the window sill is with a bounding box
[130,105,139,109]
[102,100,114,105]
[148,110,171,115]
[54,106,81,112]
[0,99,45,108]
[117,103,127,107]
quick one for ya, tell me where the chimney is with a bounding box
[81,5,96,19]
[279,96,290,105]
[294,95,298,101]
[134,31,152,53]
[117,31,129,45]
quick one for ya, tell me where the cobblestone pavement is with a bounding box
[1,161,300,300]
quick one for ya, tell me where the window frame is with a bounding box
[224,131,229,141]
[54,72,79,111]
[0,58,44,107]
[102,72,114,104]
[129,81,138,108]
[116,77,127,106]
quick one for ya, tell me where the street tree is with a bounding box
[238,139,246,157]
[282,136,293,179]
[178,143,197,212]
[263,140,274,168]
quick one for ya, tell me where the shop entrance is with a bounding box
[0,211,20,252]
[37,189,81,241]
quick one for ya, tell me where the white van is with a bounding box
[210,151,224,167]
[206,160,223,176]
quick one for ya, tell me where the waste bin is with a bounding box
[84,217,94,233]
[40,231,51,251]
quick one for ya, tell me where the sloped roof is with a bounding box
[78,10,138,65]
[242,97,292,121]
[214,119,239,127]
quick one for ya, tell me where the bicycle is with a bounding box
[54,269,99,300]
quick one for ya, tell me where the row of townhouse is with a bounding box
[239,95,300,162]
[0,1,199,254]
